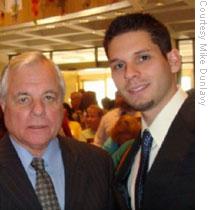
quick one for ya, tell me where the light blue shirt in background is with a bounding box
[11,137,65,210]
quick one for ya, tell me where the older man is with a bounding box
[0,52,116,210]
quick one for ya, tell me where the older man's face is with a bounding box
[2,61,63,156]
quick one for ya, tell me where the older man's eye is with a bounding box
[45,95,54,101]
[17,96,30,105]
[44,94,57,103]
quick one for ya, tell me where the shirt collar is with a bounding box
[10,136,60,171]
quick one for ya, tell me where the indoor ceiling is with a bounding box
[0,0,194,68]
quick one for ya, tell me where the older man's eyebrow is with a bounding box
[15,92,29,97]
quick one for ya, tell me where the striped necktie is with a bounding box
[135,129,153,210]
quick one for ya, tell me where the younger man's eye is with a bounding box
[111,62,126,71]
[136,54,151,63]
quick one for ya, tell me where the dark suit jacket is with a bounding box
[0,135,116,210]
[114,91,195,210]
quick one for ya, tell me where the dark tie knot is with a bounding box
[31,158,45,171]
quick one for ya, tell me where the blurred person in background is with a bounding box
[94,92,140,146]
[70,91,83,112]
[60,103,73,138]
[78,90,98,129]
[79,105,104,143]
[70,91,83,124]
[101,97,115,113]
[60,102,83,140]
[102,114,141,167]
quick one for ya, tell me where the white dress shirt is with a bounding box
[127,88,188,210]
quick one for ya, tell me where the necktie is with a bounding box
[135,129,153,210]
[31,158,61,210]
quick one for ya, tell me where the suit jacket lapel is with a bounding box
[145,122,192,196]
[60,138,89,210]
[0,134,42,210]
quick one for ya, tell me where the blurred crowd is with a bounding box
[60,89,141,167]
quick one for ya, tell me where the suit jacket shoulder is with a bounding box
[0,135,42,210]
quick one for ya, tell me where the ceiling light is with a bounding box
[79,19,89,23]
[156,2,164,6]
[46,25,55,29]
[96,15,106,20]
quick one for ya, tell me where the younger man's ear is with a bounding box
[167,48,181,74]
